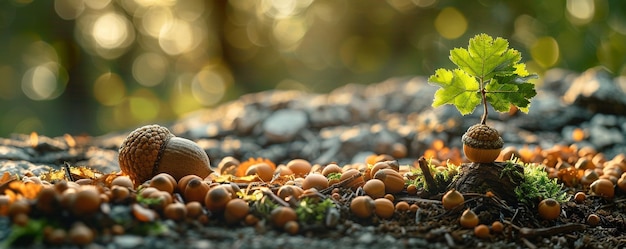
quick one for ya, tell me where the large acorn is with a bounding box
[118,124,212,185]
[461,124,504,163]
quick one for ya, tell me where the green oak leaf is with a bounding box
[450,34,521,80]
[428,33,537,116]
[428,68,481,115]
[486,80,536,113]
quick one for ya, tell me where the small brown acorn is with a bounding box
[118,124,213,186]
[462,124,504,163]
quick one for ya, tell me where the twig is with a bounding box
[319,171,363,195]
[415,157,440,193]
[261,189,290,207]
[394,196,442,205]
[64,161,74,182]
[505,221,586,238]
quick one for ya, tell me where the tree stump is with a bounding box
[451,162,524,205]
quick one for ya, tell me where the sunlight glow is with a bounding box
[92,13,132,49]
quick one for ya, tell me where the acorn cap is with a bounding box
[118,124,174,185]
[461,124,504,150]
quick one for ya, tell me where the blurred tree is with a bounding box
[0,0,624,137]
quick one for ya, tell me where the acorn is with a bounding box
[538,198,561,220]
[462,124,504,163]
[118,124,212,186]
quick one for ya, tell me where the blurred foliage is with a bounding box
[0,0,625,136]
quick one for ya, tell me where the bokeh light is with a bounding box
[93,72,126,106]
[132,52,168,87]
[0,0,625,136]
[566,0,595,25]
[531,37,560,68]
[435,7,467,40]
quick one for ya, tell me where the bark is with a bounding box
[451,162,524,205]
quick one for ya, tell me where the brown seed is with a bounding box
[374,198,394,219]
[139,187,159,198]
[177,174,202,193]
[590,179,615,199]
[245,214,260,226]
[274,165,293,176]
[499,146,520,161]
[587,214,600,227]
[574,192,586,203]
[217,156,240,175]
[183,179,211,203]
[54,181,69,193]
[111,176,134,189]
[340,169,364,190]
[148,190,173,210]
[350,196,375,219]
[132,203,157,222]
[284,220,299,235]
[270,206,297,228]
[36,187,60,214]
[204,185,232,213]
[474,224,490,239]
[287,159,312,177]
[185,201,204,219]
[72,186,101,216]
[110,185,131,202]
[460,209,479,228]
[406,184,418,195]
[224,199,249,224]
[60,188,77,209]
[150,173,176,194]
[363,179,386,199]
[245,163,274,182]
[442,189,464,210]
[373,168,405,194]
[617,175,626,192]
[277,185,303,200]
[69,222,94,246]
[491,221,504,233]
[409,204,419,213]
[538,198,561,220]
[321,164,342,177]
[370,161,391,179]
[301,173,329,191]
[164,202,187,221]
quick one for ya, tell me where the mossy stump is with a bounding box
[451,162,524,205]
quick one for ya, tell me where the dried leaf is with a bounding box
[0,172,14,185]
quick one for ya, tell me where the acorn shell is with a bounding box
[373,168,404,194]
[463,145,502,163]
[118,124,212,185]
[156,137,212,181]
[462,124,504,163]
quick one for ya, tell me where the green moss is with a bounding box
[408,159,459,192]
[327,172,342,181]
[295,198,335,223]
[512,158,568,207]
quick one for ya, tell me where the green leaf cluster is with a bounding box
[428,34,537,115]
[408,160,459,192]
[295,198,335,223]
[512,159,568,207]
